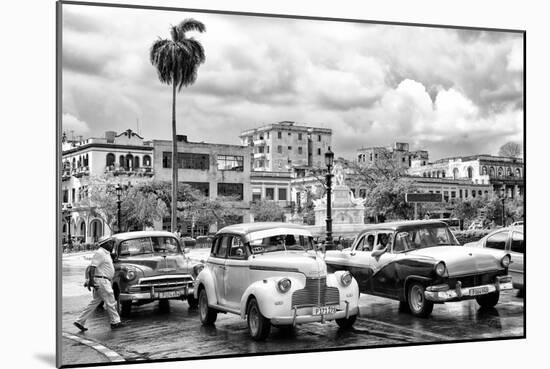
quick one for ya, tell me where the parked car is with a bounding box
[180,236,197,248]
[324,220,513,317]
[104,231,203,316]
[194,222,360,340]
[464,225,524,290]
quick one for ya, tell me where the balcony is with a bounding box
[61,169,71,181]
[72,166,90,178]
[105,165,154,176]
[253,138,267,146]
[253,152,267,159]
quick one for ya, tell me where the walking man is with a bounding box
[74,241,123,331]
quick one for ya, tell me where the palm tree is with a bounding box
[150,19,206,232]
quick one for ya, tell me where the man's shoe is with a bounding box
[74,322,88,332]
[110,322,124,329]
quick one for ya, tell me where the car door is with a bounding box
[223,235,250,310]
[368,231,399,296]
[508,231,524,288]
[209,235,229,306]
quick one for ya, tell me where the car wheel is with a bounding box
[158,299,170,312]
[335,314,357,329]
[407,282,433,318]
[115,291,131,317]
[187,295,199,309]
[247,298,271,341]
[476,291,500,309]
[198,288,217,325]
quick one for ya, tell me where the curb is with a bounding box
[62,332,126,363]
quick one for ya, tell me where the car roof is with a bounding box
[107,230,178,242]
[355,220,450,235]
[216,222,308,236]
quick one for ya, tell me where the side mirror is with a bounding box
[184,247,190,254]
[372,247,388,258]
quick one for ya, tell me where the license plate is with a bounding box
[469,286,489,296]
[155,290,181,299]
[312,306,337,315]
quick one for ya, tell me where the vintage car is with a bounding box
[464,225,524,290]
[194,222,360,341]
[103,231,203,316]
[324,220,513,317]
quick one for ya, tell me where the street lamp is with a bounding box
[324,147,335,251]
[65,204,73,250]
[500,187,507,227]
[115,184,122,233]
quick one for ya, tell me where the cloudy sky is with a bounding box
[62,3,523,161]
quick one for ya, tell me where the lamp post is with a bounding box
[115,184,122,233]
[65,204,73,250]
[500,187,506,227]
[324,147,335,251]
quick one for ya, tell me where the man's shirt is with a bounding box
[90,247,115,279]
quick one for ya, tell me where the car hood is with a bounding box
[118,254,192,276]
[250,250,327,278]
[405,246,506,276]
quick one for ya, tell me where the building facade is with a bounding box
[239,121,332,172]
[152,135,253,233]
[356,142,429,170]
[61,129,154,244]
[407,155,524,198]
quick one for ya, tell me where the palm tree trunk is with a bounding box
[171,80,178,233]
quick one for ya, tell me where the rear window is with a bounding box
[486,231,508,250]
[511,232,524,254]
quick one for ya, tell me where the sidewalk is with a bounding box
[61,336,110,366]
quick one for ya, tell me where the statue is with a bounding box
[333,163,345,187]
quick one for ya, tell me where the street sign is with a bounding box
[405,193,443,203]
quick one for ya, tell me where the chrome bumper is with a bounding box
[270,301,358,326]
[424,276,513,302]
[119,286,194,301]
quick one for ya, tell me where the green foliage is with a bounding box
[250,201,286,222]
[363,178,415,220]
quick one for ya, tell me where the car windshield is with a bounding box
[393,226,459,252]
[151,236,181,254]
[249,233,315,254]
[119,236,181,256]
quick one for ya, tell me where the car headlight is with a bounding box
[340,271,353,287]
[434,262,447,277]
[277,278,292,293]
[193,264,204,277]
[501,255,511,268]
[125,267,137,281]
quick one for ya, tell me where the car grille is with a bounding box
[448,271,503,289]
[128,275,194,293]
[291,277,340,308]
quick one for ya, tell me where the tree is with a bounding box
[251,201,286,222]
[363,178,415,221]
[498,141,523,158]
[150,19,206,232]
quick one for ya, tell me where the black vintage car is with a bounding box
[102,231,203,316]
[324,220,513,317]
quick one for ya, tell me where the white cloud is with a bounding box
[62,113,90,135]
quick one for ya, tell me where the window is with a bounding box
[298,147,303,155]
[317,148,321,155]
[359,189,366,198]
[258,146,264,153]
[183,182,209,197]
[511,232,524,254]
[120,238,153,256]
[288,132,291,136]
[277,131,282,139]
[298,133,303,140]
[106,153,115,167]
[515,168,521,177]
[143,155,151,167]
[71,188,75,202]
[486,232,507,250]
[482,166,488,175]
[267,146,270,153]
[451,191,456,198]
[212,236,230,258]
[318,135,321,141]
[134,156,140,168]
[151,237,180,253]
[278,188,287,201]
[228,236,246,259]
[277,145,283,154]
[498,167,504,177]
[265,187,274,200]
[471,190,476,198]
[266,132,270,139]
[62,190,68,203]
[252,193,261,202]
[217,183,243,200]
[217,155,244,171]
[163,152,210,170]
[288,146,292,151]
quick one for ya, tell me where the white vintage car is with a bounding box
[194,222,360,340]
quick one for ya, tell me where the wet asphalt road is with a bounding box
[61,251,524,366]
